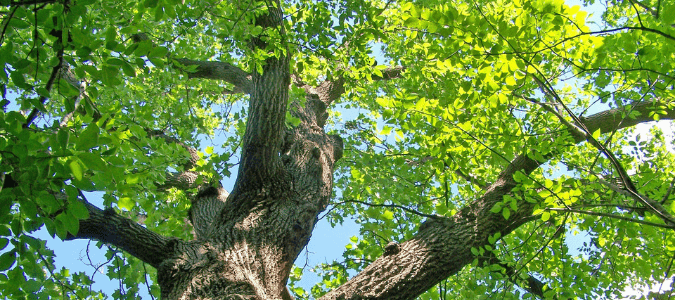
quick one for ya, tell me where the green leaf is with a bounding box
[59,212,79,235]
[404,17,420,27]
[541,211,551,222]
[382,210,394,220]
[490,203,502,213]
[154,5,165,22]
[57,128,69,150]
[121,61,137,77]
[118,197,135,210]
[502,208,510,220]
[0,225,9,236]
[23,280,42,293]
[105,27,117,44]
[77,152,107,171]
[76,123,99,150]
[144,0,158,7]
[10,71,29,89]
[37,192,61,214]
[380,126,393,136]
[591,128,601,140]
[69,199,90,220]
[54,217,68,240]
[8,18,29,29]
[0,250,16,271]
[68,159,84,181]
[101,65,122,86]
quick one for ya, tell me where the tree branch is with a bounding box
[232,0,291,193]
[173,59,253,94]
[24,36,64,127]
[547,207,675,229]
[528,72,675,226]
[339,199,439,219]
[67,198,179,268]
[320,100,675,299]
[292,66,404,128]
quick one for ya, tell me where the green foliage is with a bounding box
[0,0,674,298]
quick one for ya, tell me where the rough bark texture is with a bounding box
[48,5,675,299]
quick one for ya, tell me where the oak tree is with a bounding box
[1,0,675,299]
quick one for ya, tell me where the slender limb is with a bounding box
[546,207,674,229]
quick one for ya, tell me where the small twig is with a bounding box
[38,250,83,299]
[661,177,675,204]
[0,7,18,46]
[339,199,439,219]
[142,263,157,300]
[546,207,675,229]
[25,37,65,127]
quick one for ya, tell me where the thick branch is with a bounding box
[124,33,253,94]
[188,186,229,239]
[174,58,253,94]
[233,1,290,192]
[146,129,201,171]
[67,199,178,268]
[583,100,675,134]
[321,100,675,299]
[157,171,200,191]
[293,66,404,127]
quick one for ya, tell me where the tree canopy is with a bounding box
[1,0,675,298]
